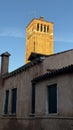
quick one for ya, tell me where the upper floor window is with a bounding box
[11,88,17,114]
[40,24,43,32]
[31,83,35,114]
[37,23,39,31]
[4,90,9,114]
[44,25,46,32]
[3,88,17,115]
[37,24,49,33]
[47,26,49,32]
[47,84,57,114]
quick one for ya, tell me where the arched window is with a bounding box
[47,26,49,32]
[44,25,46,32]
[40,24,43,32]
[37,23,39,31]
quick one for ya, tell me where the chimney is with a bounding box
[39,16,44,21]
[0,52,10,75]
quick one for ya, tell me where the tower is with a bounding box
[26,16,54,63]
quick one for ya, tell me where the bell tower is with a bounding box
[26,17,54,63]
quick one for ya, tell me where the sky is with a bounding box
[0,0,73,72]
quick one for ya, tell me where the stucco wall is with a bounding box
[1,50,73,130]
[35,73,73,116]
[1,117,73,130]
[43,50,73,73]
[2,62,43,117]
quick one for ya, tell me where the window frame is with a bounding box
[47,84,57,114]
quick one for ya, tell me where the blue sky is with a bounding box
[0,0,73,71]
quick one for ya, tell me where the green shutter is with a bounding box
[31,83,35,114]
[4,90,9,114]
[48,84,57,113]
[11,88,17,114]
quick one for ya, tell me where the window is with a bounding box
[11,88,17,114]
[40,24,43,32]
[31,83,35,114]
[4,90,9,114]
[37,23,39,31]
[47,84,57,113]
[47,26,49,32]
[44,25,46,32]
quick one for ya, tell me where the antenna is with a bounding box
[27,11,36,18]
[32,10,36,18]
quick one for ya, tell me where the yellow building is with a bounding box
[26,16,54,63]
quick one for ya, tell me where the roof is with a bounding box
[28,52,48,61]
[28,49,73,61]
[2,49,73,79]
[32,64,73,83]
[0,52,11,57]
[45,49,73,58]
[26,17,53,28]
[2,56,44,79]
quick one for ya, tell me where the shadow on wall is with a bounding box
[2,119,24,130]
[2,119,44,130]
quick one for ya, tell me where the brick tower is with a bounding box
[26,16,54,63]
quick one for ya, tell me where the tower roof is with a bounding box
[28,52,48,61]
[26,17,53,28]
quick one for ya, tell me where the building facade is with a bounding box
[26,17,54,63]
[0,17,73,130]
[0,49,73,130]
